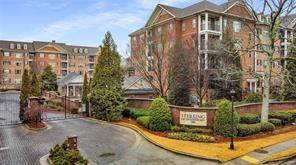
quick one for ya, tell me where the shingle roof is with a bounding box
[281,13,296,28]
[0,40,99,55]
[57,72,81,86]
[123,75,142,89]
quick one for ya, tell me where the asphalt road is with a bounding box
[0,91,218,165]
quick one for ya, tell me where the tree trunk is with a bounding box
[261,58,271,122]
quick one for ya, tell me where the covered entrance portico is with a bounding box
[247,78,259,93]
[58,73,84,98]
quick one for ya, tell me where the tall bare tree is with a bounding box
[243,0,295,122]
[131,31,173,98]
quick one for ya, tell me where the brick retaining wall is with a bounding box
[126,98,296,128]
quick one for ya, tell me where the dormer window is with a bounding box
[10,43,14,49]
[17,44,21,49]
[24,44,28,50]
[74,48,78,53]
[84,48,88,53]
[79,48,83,53]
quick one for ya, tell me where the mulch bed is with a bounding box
[26,122,46,129]
[121,118,296,143]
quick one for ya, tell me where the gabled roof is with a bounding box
[123,76,142,89]
[58,73,83,86]
[0,40,99,55]
[281,13,296,28]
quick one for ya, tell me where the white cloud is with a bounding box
[135,0,195,9]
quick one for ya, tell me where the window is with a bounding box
[40,53,44,58]
[49,54,56,59]
[3,61,11,65]
[233,21,242,32]
[84,48,88,53]
[235,39,242,49]
[4,52,10,56]
[15,70,22,74]
[49,62,56,67]
[257,59,263,66]
[79,48,83,53]
[264,31,269,40]
[78,55,84,60]
[133,37,137,42]
[249,32,253,40]
[223,19,228,30]
[168,23,173,31]
[15,61,22,66]
[74,48,78,53]
[15,78,22,84]
[157,27,162,34]
[256,28,262,35]
[248,51,253,58]
[39,61,44,66]
[3,69,10,74]
[148,59,154,71]
[192,18,197,28]
[182,22,186,31]
[17,44,21,49]
[10,43,14,49]
[24,44,28,50]
[15,53,22,58]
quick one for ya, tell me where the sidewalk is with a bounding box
[226,139,296,164]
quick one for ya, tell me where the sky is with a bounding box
[0,0,229,57]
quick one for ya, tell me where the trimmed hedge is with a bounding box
[285,110,296,120]
[269,112,294,125]
[171,125,212,134]
[214,99,239,137]
[268,118,282,127]
[167,132,214,143]
[239,113,260,124]
[260,122,275,132]
[202,99,225,107]
[237,123,261,137]
[130,108,151,119]
[149,98,172,131]
[136,116,150,128]
[244,92,263,103]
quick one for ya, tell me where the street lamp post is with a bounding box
[230,89,236,150]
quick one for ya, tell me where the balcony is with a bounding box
[200,15,221,32]
[200,34,220,51]
[61,54,68,61]
[88,56,95,63]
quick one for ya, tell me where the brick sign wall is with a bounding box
[126,98,296,128]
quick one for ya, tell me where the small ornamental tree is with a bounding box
[40,65,57,91]
[19,69,30,121]
[214,99,239,137]
[149,98,172,131]
[30,72,41,97]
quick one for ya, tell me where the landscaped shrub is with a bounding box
[268,119,282,127]
[167,132,214,143]
[244,92,263,103]
[70,108,78,114]
[203,99,225,107]
[260,122,275,132]
[269,112,294,125]
[171,125,212,134]
[130,108,151,119]
[149,98,172,131]
[237,123,261,137]
[136,116,150,128]
[122,108,131,118]
[239,113,260,124]
[49,140,88,165]
[214,99,239,137]
[285,110,296,120]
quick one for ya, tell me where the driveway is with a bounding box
[0,91,217,165]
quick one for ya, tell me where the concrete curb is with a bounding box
[114,122,222,163]
[24,123,48,131]
[261,148,296,164]
[39,154,50,165]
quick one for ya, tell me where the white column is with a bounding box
[66,85,69,96]
[220,16,223,40]
[254,81,257,92]
[205,53,208,69]
[198,14,201,69]
[250,82,253,92]
[205,13,208,31]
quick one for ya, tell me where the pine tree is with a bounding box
[282,36,296,100]
[40,65,57,91]
[30,72,41,97]
[19,69,30,121]
[82,74,89,104]
[89,31,126,121]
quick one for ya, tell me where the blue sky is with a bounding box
[0,0,228,57]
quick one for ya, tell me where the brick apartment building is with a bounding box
[129,0,295,99]
[0,40,99,90]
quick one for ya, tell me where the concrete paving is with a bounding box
[0,91,218,165]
